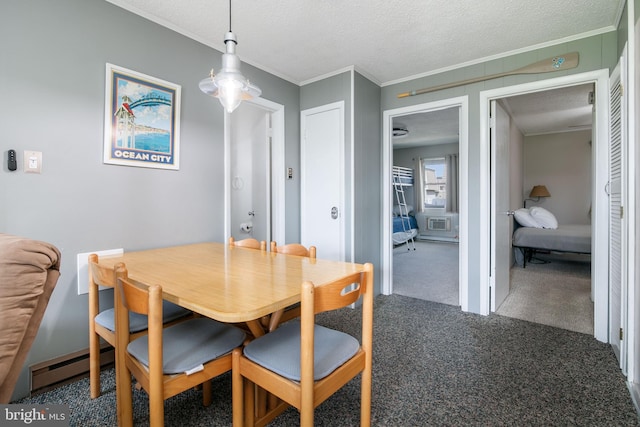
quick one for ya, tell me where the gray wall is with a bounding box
[1,0,299,400]
[353,72,382,283]
[382,32,618,313]
[300,71,382,288]
[524,130,592,225]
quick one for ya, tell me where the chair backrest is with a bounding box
[229,237,266,251]
[299,262,373,419]
[114,267,167,390]
[116,270,157,328]
[270,241,316,258]
[301,262,373,334]
[88,253,123,289]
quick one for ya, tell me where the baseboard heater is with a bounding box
[30,344,114,396]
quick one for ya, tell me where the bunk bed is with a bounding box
[392,166,418,248]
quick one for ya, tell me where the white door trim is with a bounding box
[382,96,469,311]
[224,97,286,245]
[478,69,610,343]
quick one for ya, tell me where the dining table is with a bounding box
[96,241,367,424]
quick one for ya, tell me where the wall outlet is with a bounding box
[77,248,123,295]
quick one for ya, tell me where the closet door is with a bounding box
[300,102,345,261]
[609,53,626,371]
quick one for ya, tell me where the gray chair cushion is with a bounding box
[243,320,359,381]
[94,300,191,333]
[127,318,245,374]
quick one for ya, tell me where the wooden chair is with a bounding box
[267,242,317,331]
[88,253,191,399]
[115,268,246,427]
[232,262,374,427]
[229,237,266,251]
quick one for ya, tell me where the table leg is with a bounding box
[246,319,266,338]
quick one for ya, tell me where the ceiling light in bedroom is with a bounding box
[393,126,409,138]
[199,0,261,113]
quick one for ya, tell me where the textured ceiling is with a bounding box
[392,84,594,149]
[106,0,620,147]
[105,0,624,85]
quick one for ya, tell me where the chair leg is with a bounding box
[232,348,244,426]
[149,392,164,427]
[117,368,134,427]
[361,374,372,427]
[202,380,212,407]
[89,332,101,398]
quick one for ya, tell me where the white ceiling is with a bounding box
[105,0,620,147]
[106,0,623,86]
[392,83,595,149]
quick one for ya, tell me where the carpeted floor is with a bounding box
[498,252,593,335]
[393,240,459,306]
[14,295,639,426]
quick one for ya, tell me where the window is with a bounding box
[422,157,446,209]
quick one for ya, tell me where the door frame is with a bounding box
[381,96,469,311]
[224,97,286,245]
[478,69,610,343]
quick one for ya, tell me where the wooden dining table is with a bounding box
[97,241,367,423]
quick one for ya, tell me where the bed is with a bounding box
[392,165,418,246]
[512,207,591,267]
[393,215,419,245]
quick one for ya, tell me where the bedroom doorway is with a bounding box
[391,108,460,305]
[479,69,610,342]
[382,96,469,310]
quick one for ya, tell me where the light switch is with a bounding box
[24,150,42,174]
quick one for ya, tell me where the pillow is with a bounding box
[530,206,558,229]
[514,208,541,228]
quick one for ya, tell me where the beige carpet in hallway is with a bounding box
[497,252,593,335]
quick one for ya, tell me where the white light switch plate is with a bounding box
[77,248,123,295]
[24,150,42,173]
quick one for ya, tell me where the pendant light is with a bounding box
[199,0,261,113]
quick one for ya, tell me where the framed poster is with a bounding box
[104,63,181,170]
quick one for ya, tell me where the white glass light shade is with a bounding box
[199,32,261,113]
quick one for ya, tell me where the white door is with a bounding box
[300,102,345,261]
[229,103,270,243]
[609,56,626,369]
[490,100,511,311]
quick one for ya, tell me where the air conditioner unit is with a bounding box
[427,217,451,231]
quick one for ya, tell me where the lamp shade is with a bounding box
[529,185,551,198]
[199,32,261,113]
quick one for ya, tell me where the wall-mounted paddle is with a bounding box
[397,52,579,98]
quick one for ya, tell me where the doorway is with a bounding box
[391,108,460,306]
[479,69,610,342]
[224,97,285,245]
[490,86,595,336]
[382,96,469,311]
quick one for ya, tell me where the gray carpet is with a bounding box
[393,240,459,306]
[14,295,639,426]
[498,252,593,335]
